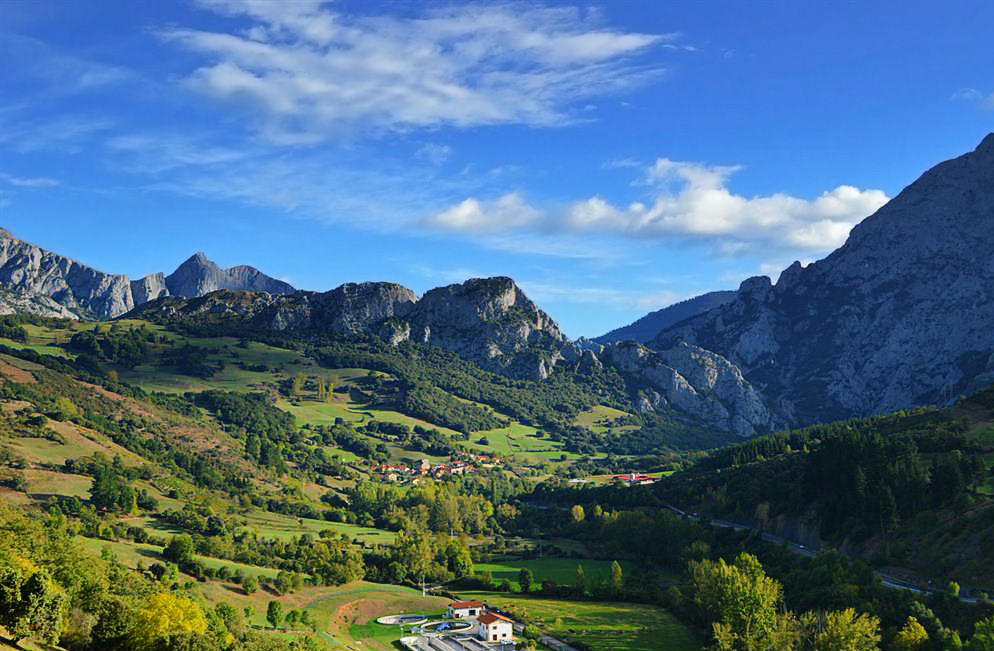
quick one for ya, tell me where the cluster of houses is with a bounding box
[612,472,657,486]
[447,601,515,643]
[372,454,503,483]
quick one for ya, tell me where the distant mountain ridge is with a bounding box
[0,229,294,319]
[594,290,737,344]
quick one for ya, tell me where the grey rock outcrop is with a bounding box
[0,229,133,318]
[0,288,81,319]
[131,281,416,335]
[654,132,994,425]
[130,276,578,381]
[130,273,170,306]
[405,277,576,380]
[601,340,784,437]
[165,253,294,298]
[594,290,737,344]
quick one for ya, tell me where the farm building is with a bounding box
[448,600,484,618]
[477,613,514,642]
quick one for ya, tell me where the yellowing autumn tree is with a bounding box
[811,608,880,651]
[130,593,208,650]
[893,617,930,651]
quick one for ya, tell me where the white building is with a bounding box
[477,613,514,642]
[448,600,484,618]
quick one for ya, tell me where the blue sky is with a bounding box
[1,0,993,337]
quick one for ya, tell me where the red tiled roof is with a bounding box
[449,601,484,609]
[478,613,513,625]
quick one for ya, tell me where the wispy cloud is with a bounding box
[0,115,115,154]
[951,87,994,110]
[415,143,453,167]
[161,0,672,142]
[1,32,131,96]
[0,172,59,188]
[426,157,889,256]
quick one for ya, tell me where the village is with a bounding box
[370,453,504,483]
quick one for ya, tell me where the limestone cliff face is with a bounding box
[600,341,785,437]
[405,277,577,380]
[654,133,994,425]
[0,229,133,318]
[165,253,294,298]
[130,273,170,306]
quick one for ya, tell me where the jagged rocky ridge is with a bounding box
[654,133,994,426]
[0,230,294,319]
[129,276,781,435]
[129,277,583,381]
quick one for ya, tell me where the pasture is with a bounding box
[456,591,701,651]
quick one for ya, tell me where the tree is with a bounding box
[809,608,880,651]
[610,561,624,593]
[574,563,586,596]
[267,600,284,630]
[396,530,434,590]
[242,575,258,594]
[570,504,586,523]
[214,602,244,639]
[689,553,793,651]
[130,593,208,651]
[0,564,69,646]
[893,617,929,651]
[164,534,196,566]
[519,568,534,593]
[948,581,961,599]
[445,541,473,578]
[285,609,299,629]
[968,616,994,651]
[90,460,136,512]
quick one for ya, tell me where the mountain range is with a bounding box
[3,132,993,437]
[0,230,294,320]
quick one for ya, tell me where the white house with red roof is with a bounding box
[477,613,514,642]
[447,600,484,618]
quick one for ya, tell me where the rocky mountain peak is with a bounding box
[653,132,994,425]
[0,231,295,319]
[165,252,294,299]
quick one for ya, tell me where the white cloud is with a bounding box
[415,143,452,167]
[428,193,539,232]
[428,157,889,255]
[162,1,670,140]
[0,172,59,188]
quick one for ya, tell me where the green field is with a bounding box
[474,557,637,592]
[238,509,397,545]
[458,591,701,651]
[76,536,282,580]
[574,405,639,435]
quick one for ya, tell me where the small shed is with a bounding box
[448,600,484,618]
[477,613,514,642]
